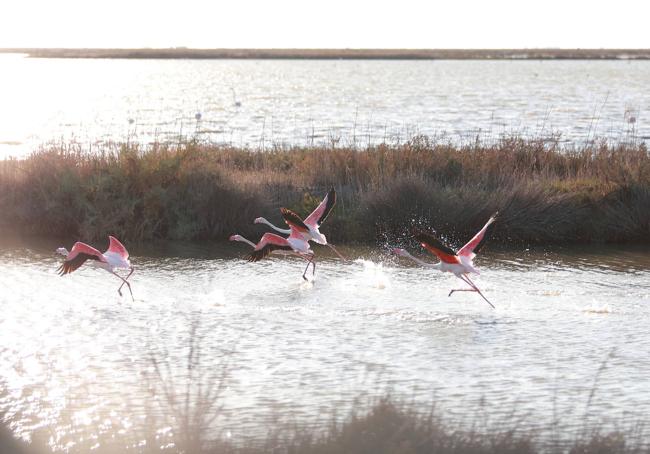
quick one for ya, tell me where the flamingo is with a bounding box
[253,188,346,260]
[392,214,498,308]
[56,236,135,301]
[229,230,316,280]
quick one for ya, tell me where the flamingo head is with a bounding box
[390,248,409,257]
[253,217,265,224]
[56,247,69,257]
[229,235,242,242]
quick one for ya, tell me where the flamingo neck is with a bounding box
[259,218,291,235]
[234,236,256,248]
[403,251,440,269]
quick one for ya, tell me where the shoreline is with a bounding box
[2,47,650,60]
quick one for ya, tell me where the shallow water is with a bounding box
[0,238,649,449]
[1,55,649,156]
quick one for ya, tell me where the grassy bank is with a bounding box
[1,323,646,454]
[0,395,643,454]
[0,137,648,245]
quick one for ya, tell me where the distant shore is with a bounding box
[2,47,650,60]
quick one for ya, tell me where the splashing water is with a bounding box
[355,259,391,290]
[0,242,649,449]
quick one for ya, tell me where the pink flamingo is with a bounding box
[229,229,317,280]
[392,214,498,308]
[56,236,135,301]
[254,188,347,260]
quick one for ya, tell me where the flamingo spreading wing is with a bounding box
[107,235,129,260]
[253,188,346,261]
[57,242,107,275]
[412,231,460,264]
[457,213,498,259]
[393,214,498,308]
[248,233,295,262]
[280,208,311,234]
[304,187,336,228]
[231,231,316,280]
[56,237,135,300]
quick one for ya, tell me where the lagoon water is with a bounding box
[1,55,649,157]
[1,239,649,449]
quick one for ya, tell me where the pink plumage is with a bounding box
[107,236,129,260]
[457,213,498,258]
[57,236,135,300]
[304,187,336,227]
[67,242,107,263]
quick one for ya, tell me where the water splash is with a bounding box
[583,303,612,314]
[355,259,390,290]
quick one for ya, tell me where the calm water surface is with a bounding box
[1,239,649,450]
[1,55,649,157]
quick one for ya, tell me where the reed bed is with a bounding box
[1,394,645,454]
[2,323,648,454]
[0,137,648,245]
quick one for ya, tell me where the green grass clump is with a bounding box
[0,137,648,245]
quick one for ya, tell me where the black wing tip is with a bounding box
[57,262,71,275]
[411,229,457,255]
[281,207,309,229]
[248,247,270,262]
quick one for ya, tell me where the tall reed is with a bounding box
[0,137,648,245]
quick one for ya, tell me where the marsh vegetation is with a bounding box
[0,137,648,246]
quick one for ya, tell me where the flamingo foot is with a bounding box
[449,289,475,297]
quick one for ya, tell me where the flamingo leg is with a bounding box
[459,274,495,309]
[448,275,475,296]
[112,271,134,302]
[302,256,314,281]
[117,267,135,294]
[327,244,348,261]
[448,275,495,309]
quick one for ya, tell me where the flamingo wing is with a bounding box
[248,233,294,262]
[457,213,497,258]
[57,242,106,275]
[413,231,460,264]
[106,235,129,260]
[280,208,310,234]
[304,187,336,227]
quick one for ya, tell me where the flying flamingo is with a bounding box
[253,188,347,260]
[56,236,135,301]
[392,214,498,308]
[229,229,316,280]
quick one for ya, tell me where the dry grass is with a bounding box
[2,336,649,454]
[0,137,648,245]
[2,396,647,454]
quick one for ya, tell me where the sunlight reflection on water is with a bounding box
[1,56,649,157]
[0,241,649,450]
